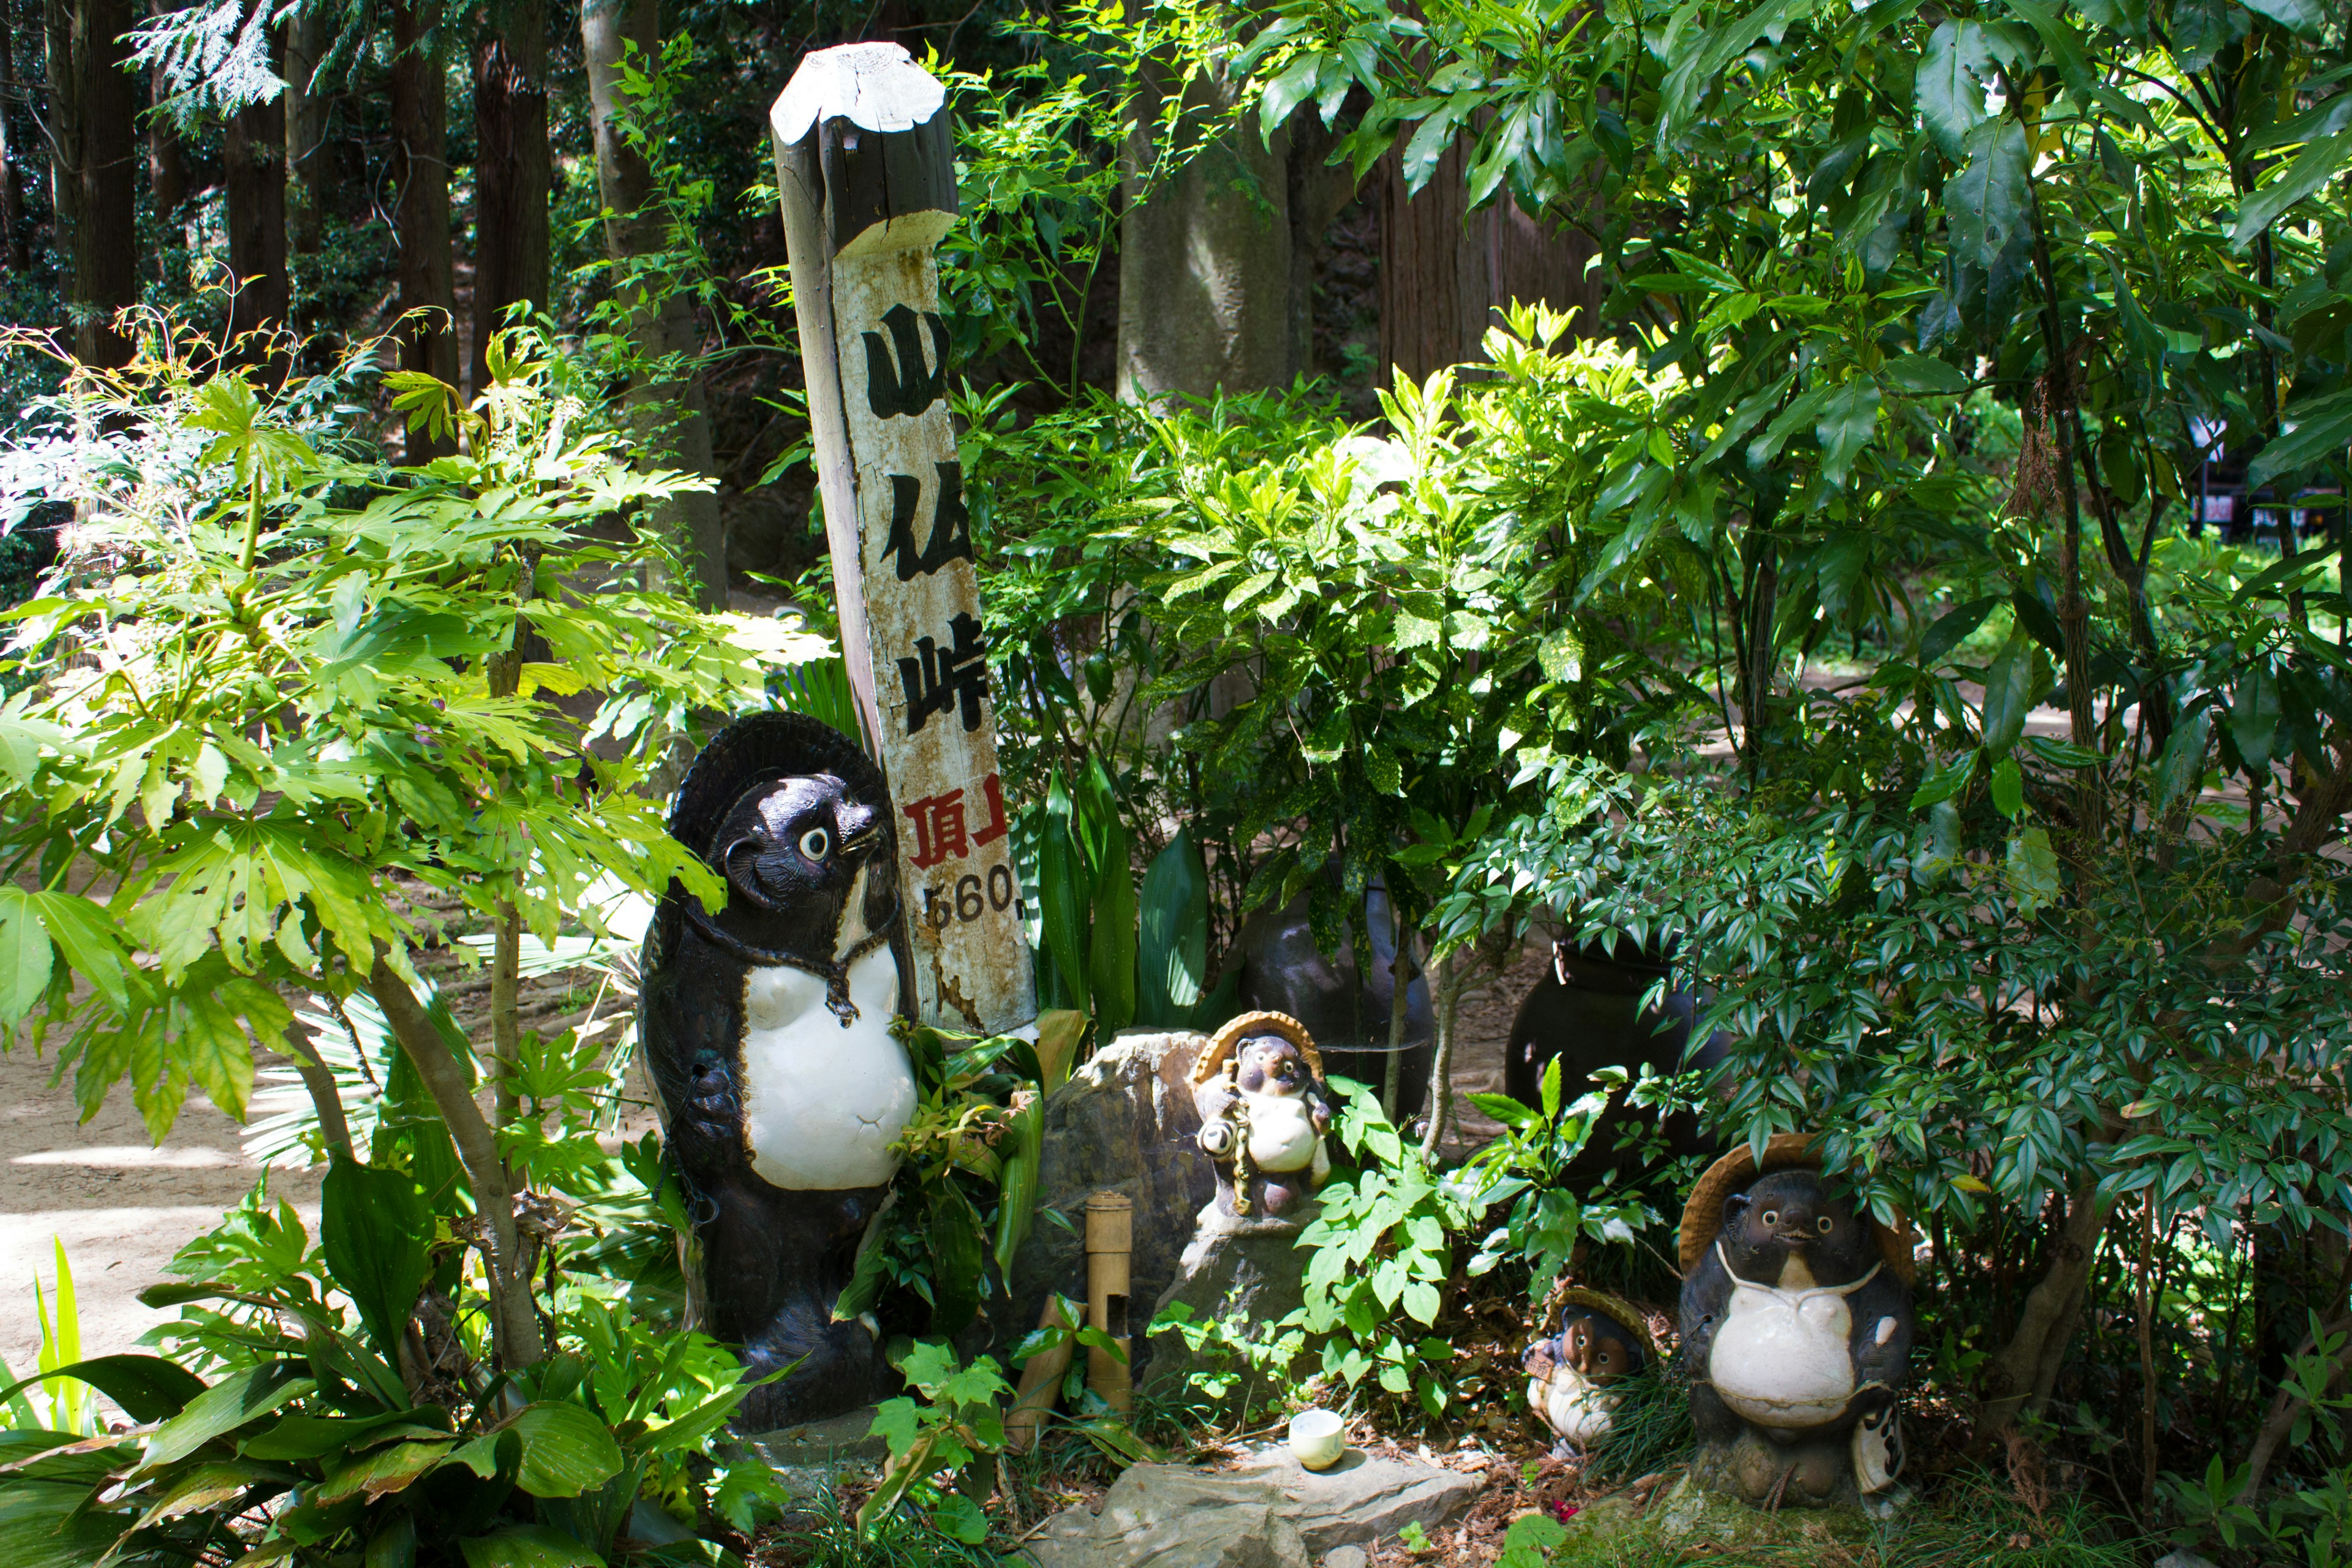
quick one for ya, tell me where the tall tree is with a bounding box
[1116,64,1296,401]
[579,0,724,605]
[145,19,186,270]
[470,0,547,391]
[43,0,140,363]
[389,0,456,457]
[282,1,330,258]
[222,13,287,340]
[1,0,31,270]
[1378,136,1598,387]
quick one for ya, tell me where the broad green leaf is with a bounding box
[2248,388,2352,489]
[1989,756,2026,818]
[0,890,56,1023]
[2230,663,2281,772]
[1920,597,2000,665]
[1918,21,1993,159]
[321,1155,432,1368]
[0,1355,205,1424]
[2231,130,2352,249]
[458,1527,605,1568]
[1980,633,2034,755]
[1946,120,2030,268]
[2155,708,2212,811]
[2235,0,2322,34]
[1815,380,1881,488]
[139,1362,313,1472]
[1136,829,1208,1027]
[507,1402,624,1499]
[2004,827,2060,913]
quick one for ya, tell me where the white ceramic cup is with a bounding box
[1287,1409,1346,1471]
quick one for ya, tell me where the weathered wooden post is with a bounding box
[771,43,1036,1036]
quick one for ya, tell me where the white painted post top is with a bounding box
[770,42,949,145]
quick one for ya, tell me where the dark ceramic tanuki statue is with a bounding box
[641,712,916,1430]
[1678,1135,1915,1509]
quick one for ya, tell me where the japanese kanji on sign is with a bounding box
[771,42,1036,1036]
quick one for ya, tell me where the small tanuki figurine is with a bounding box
[1191,1011,1336,1219]
[1678,1134,1915,1509]
[1524,1289,1653,1448]
[639,711,916,1430]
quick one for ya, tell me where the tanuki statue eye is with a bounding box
[1761,1210,1779,1226]
[1817,1215,1834,1235]
[799,827,831,860]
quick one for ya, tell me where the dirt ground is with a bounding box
[0,1037,325,1381]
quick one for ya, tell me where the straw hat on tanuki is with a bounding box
[1192,1010,1326,1088]
[1678,1132,1917,1287]
[1551,1286,1658,1360]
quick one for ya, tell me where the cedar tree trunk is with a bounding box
[224,18,288,342]
[284,1,330,257]
[390,0,458,458]
[580,0,726,605]
[44,0,140,364]
[470,0,548,390]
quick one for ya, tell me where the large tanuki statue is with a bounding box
[1678,1134,1915,1508]
[641,711,915,1429]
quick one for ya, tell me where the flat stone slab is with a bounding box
[1027,1444,1481,1568]
[1216,1446,1483,1553]
[730,1406,886,1503]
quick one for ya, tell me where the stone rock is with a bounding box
[1027,1449,1480,1568]
[1028,1466,1307,1568]
[1218,1446,1483,1552]
[2154,1553,2221,1568]
[728,1404,884,1504]
[1142,1200,1316,1401]
[1000,1031,1218,1372]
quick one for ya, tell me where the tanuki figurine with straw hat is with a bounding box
[1677,1133,1916,1510]
[1191,1011,1337,1220]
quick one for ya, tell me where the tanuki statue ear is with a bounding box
[1721,1192,1751,1232]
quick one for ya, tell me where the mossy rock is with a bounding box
[1551,1476,1887,1565]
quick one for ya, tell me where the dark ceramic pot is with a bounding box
[1503,939,1725,1177]
[1232,880,1434,1121]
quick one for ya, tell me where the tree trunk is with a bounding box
[1419,945,1462,1159]
[1379,132,1600,388]
[1117,53,1295,402]
[44,0,140,365]
[224,18,288,345]
[145,24,185,260]
[1,6,31,270]
[580,0,725,605]
[284,0,330,258]
[1974,1183,2112,1447]
[470,0,548,390]
[390,0,458,458]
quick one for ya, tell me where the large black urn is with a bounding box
[639,711,916,1429]
[1503,938,1727,1175]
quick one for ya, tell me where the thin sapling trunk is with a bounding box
[367,948,545,1368]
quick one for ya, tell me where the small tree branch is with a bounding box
[282,1023,353,1162]
[366,946,546,1368]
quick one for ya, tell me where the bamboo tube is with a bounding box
[1085,1191,1134,1411]
[1004,1293,1074,1455]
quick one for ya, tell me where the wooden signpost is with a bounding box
[772,42,1036,1037]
